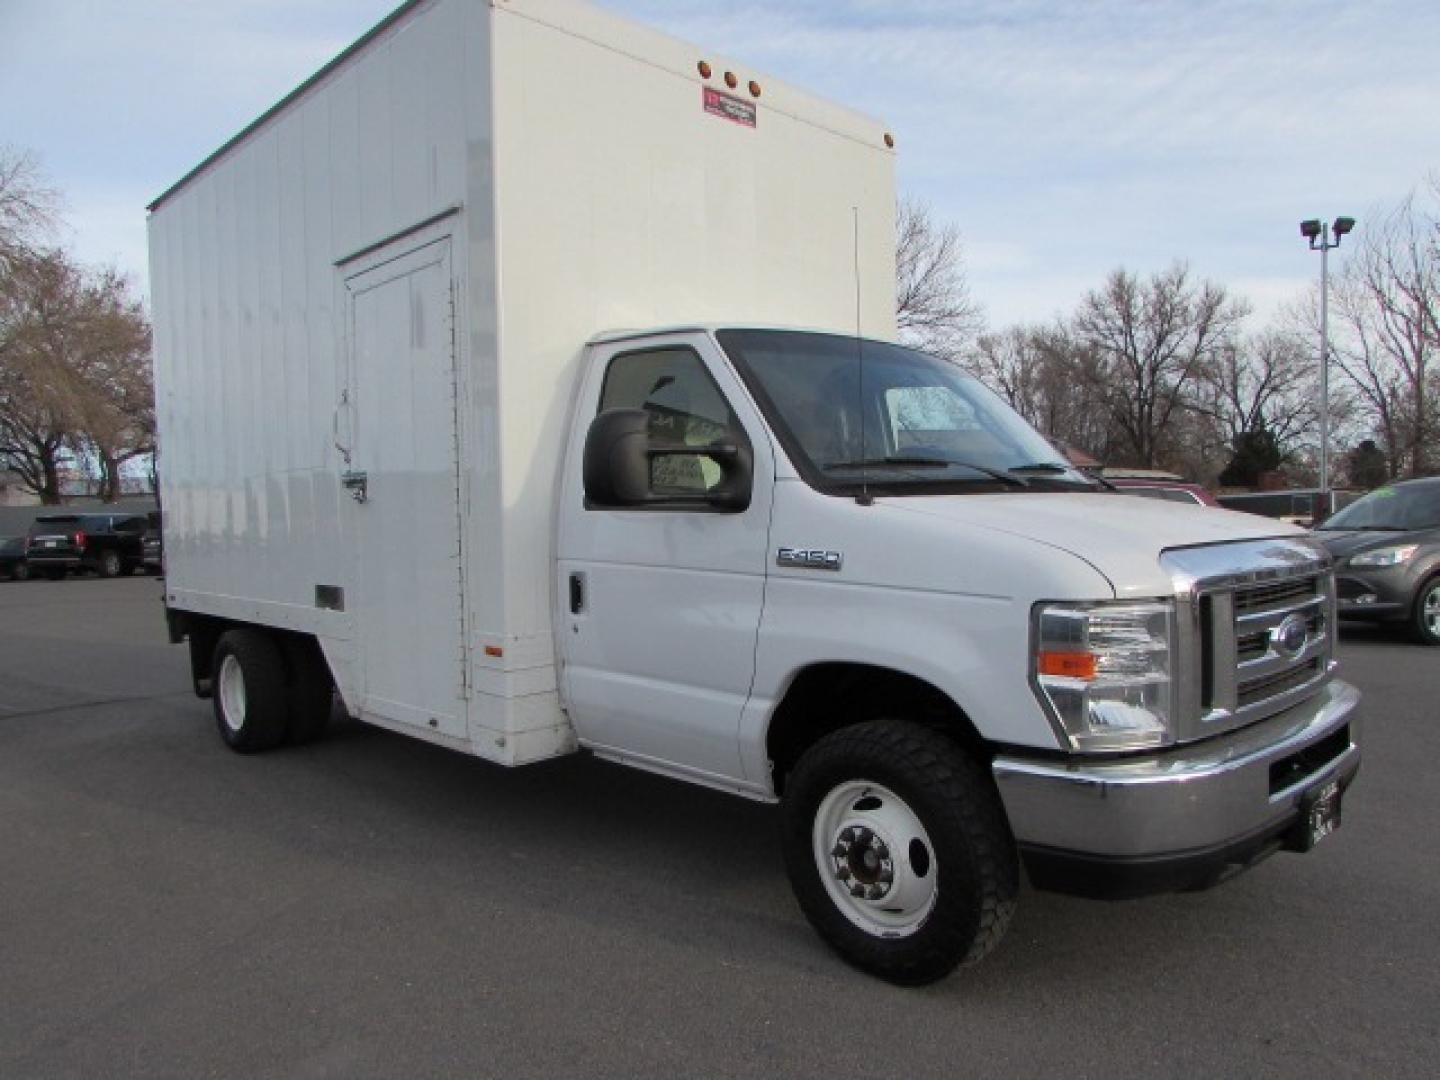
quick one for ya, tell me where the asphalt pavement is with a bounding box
[2,576,1437,1079]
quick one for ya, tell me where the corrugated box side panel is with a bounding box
[149,0,484,646]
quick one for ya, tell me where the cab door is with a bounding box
[556,333,774,786]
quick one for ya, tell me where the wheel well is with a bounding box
[765,663,986,795]
[171,612,327,700]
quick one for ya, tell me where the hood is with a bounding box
[883,492,1305,597]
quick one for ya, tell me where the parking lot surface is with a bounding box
[2,576,1437,1078]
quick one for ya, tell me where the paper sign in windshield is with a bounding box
[704,87,756,128]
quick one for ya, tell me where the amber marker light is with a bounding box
[724,71,738,89]
[697,60,712,79]
[748,80,762,98]
[484,645,504,658]
[1036,651,1097,680]
[884,132,895,149]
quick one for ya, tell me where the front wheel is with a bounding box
[11,561,30,581]
[781,719,1018,985]
[1413,577,1440,646]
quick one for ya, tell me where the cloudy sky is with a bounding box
[2,0,1435,329]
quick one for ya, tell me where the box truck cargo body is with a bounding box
[150,0,896,763]
[151,0,1360,984]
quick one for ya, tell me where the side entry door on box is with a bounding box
[557,333,774,788]
[341,236,468,740]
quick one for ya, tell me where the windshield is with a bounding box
[717,329,1095,495]
[1319,483,1440,531]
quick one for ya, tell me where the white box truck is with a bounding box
[149,0,1361,984]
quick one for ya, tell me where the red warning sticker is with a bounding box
[703,87,757,128]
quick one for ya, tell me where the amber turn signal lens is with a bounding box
[697,60,712,79]
[1037,650,1097,680]
[724,71,738,89]
[483,645,504,658]
[884,132,895,149]
[748,80,761,98]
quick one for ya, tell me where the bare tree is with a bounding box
[1195,330,1318,465]
[971,323,1111,458]
[0,146,61,271]
[0,252,83,501]
[895,198,983,361]
[1329,193,1438,477]
[1073,264,1249,469]
[0,250,152,503]
[69,267,154,500]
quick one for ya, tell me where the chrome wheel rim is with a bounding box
[1425,586,1440,636]
[812,781,937,938]
[217,654,247,733]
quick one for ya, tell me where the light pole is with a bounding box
[1300,216,1355,511]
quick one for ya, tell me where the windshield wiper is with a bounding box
[822,457,1027,488]
[1008,462,1070,474]
[1321,524,1406,531]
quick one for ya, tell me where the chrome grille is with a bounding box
[1163,538,1336,744]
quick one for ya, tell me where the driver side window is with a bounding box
[599,347,742,496]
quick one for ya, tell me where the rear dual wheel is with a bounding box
[213,629,334,752]
[781,719,1018,985]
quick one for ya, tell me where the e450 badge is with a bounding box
[777,547,843,571]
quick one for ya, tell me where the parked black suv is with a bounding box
[1314,476,1440,644]
[24,513,150,579]
[1,535,30,581]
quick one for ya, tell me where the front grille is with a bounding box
[1237,658,1322,708]
[1233,576,1318,614]
[1236,609,1324,663]
[1164,540,1335,743]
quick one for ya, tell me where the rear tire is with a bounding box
[1413,577,1440,646]
[212,629,290,752]
[97,549,123,578]
[781,719,1018,985]
[284,639,335,745]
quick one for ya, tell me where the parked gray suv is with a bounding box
[1314,477,1440,644]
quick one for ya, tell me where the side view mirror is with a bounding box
[583,408,752,511]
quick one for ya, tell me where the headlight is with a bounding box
[1348,544,1417,568]
[1032,601,1174,753]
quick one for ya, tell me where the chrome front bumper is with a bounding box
[993,679,1360,895]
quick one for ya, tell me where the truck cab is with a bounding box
[558,325,1359,980]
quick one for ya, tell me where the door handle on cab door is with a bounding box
[569,572,586,614]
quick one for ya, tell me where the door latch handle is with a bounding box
[569,572,586,614]
[341,470,369,504]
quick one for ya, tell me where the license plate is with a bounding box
[44,540,57,548]
[1303,778,1343,849]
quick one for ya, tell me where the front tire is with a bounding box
[11,562,30,582]
[1413,577,1440,646]
[212,629,290,752]
[781,719,1018,985]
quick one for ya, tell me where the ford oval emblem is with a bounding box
[1271,613,1310,658]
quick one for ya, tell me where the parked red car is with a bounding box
[1102,470,1221,507]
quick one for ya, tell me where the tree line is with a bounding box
[897,183,1439,488]
[1,147,154,504]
